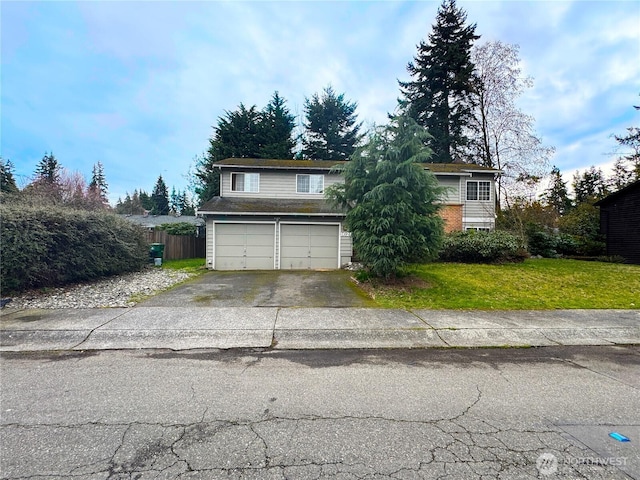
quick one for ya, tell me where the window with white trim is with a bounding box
[231,173,259,193]
[465,227,491,232]
[466,181,491,201]
[296,174,324,194]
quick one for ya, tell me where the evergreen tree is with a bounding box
[169,186,179,215]
[0,158,19,194]
[34,152,61,184]
[151,176,169,215]
[302,86,362,161]
[609,157,634,191]
[327,116,445,278]
[398,0,479,163]
[180,191,195,216]
[139,190,154,212]
[541,166,572,216]
[260,91,296,159]
[572,166,609,204]
[88,161,108,204]
[613,109,639,184]
[195,105,262,205]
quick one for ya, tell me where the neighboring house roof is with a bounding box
[594,180,640,206]
[198,197,344,216]
[421,163,502,175]
[119,214,205,228]
[214,158,501,175]
[215,158,345,170]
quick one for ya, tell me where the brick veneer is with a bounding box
[440,204,463,232]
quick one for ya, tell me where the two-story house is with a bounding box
[197,158,500,270]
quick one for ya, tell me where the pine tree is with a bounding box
[0,158,19,194]
[34,152,61,184]
[151,176,169,215]
[88,161,108,204]
[541,166,572,216]
[139,190,154,212]
[260,91,296,159]
[302,86,362,161]
[398,0,479,163]
[572,166,609,204]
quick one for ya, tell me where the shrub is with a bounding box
[526,228,558,258]
[439,230,527,264]
[1,204,148,293]
[156,222,197,236]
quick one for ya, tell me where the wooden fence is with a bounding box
[143,231,206,260]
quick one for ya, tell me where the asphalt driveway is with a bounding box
[140,270,375,308]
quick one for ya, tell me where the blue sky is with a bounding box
[2,1,639,204]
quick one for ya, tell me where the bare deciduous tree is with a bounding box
[470,40,554,208]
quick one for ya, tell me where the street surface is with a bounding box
[1,346,639,479]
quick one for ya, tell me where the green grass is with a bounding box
[368,259,640,310]
[161,258,207,273]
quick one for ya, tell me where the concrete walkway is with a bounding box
[1,307,639,352]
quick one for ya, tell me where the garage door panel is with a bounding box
[215,223,274,270]
[280,224,338,270]
[310,236,338,247]
[310,246,338,257]
[216,234,246,246]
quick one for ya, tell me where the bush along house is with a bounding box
[197,158,501,270]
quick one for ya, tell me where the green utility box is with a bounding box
[149,243,165,266]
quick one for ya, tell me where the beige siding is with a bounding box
[435,175,462,204]
[206,219,215,269]
[462,173,496,229]
[221,171,343,199]
[340,229,353,266]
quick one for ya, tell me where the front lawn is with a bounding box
[161,258,207,274]
[365,259,640,310]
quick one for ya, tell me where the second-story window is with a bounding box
[297,174,324,194]
[231,173,259,193]
[466,181,491,201]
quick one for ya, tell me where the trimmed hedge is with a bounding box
[156,222,197,236]
[438,230,527,263]
[1,204,148,293]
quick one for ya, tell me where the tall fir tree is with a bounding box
[302,86,362,161]
[259,91,296,159]
[34,152,61,184]
[0,158,19,194]
[398,0,479,163]
[572,166,609,204]
[195,93,298,205]
[541,166,572,216]
[196,104,262,205]
[88,161,109,205]
[151,176,170,215]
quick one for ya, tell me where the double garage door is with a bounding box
[214,223,339,270]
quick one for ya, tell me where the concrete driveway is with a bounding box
[140,270,375,308]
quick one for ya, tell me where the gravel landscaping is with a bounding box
[2,268,194,310]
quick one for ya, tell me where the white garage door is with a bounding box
[215,223,274,270]
[280,224,339,270]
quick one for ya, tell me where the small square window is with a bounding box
[297,174,324,194]
[231,173,259,193]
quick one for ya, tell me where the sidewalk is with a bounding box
[1,307,639,352]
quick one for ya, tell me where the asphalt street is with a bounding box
[1,346,639,479]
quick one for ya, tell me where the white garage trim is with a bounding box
[278,222,341,270]
[213,221,276,270]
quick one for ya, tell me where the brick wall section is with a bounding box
[440,205,463,233]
